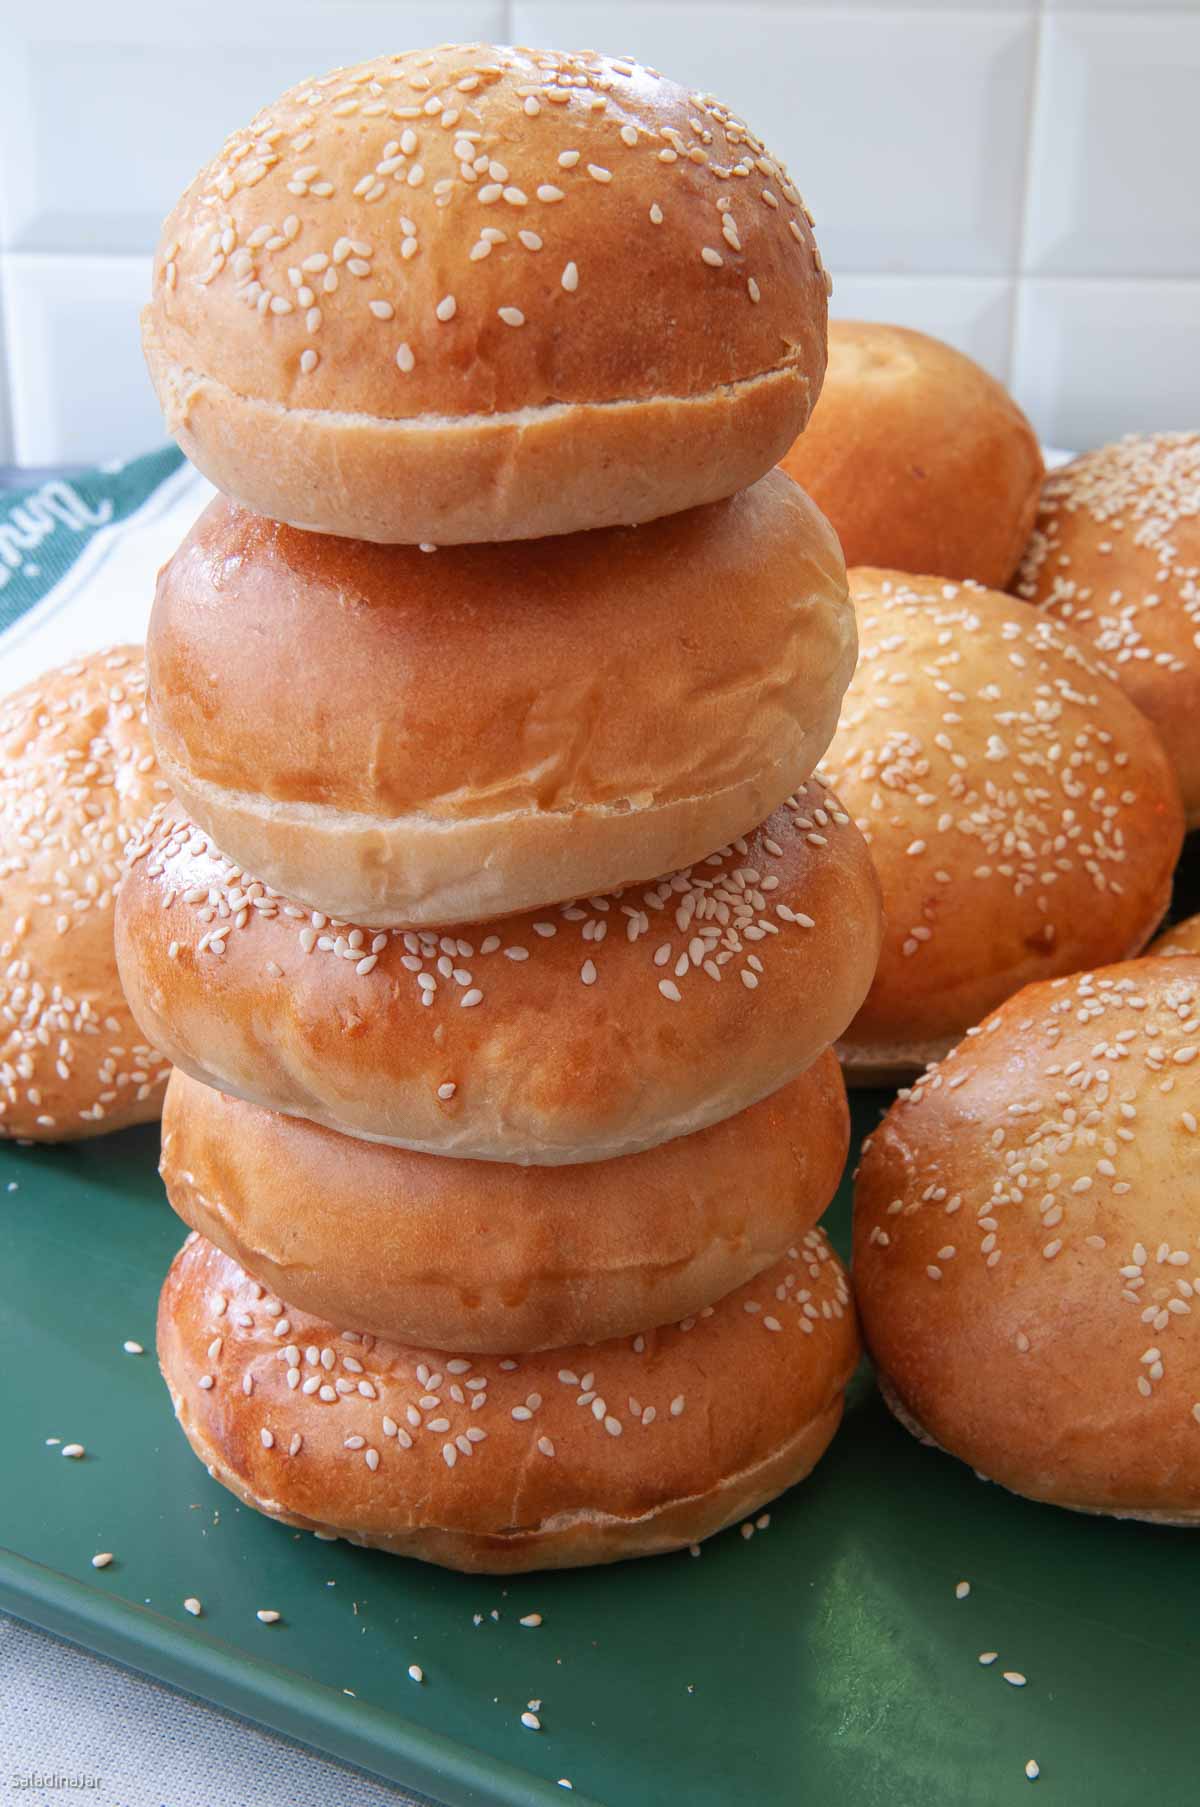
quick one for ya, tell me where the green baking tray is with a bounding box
[2,1027,1199,1802]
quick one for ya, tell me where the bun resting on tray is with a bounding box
[854,958,1200,1523]
[158,1229,860,1572]
[0,647,172,1140]
[160,1056,849,1353]
[142,45,831,545]
[1014,433,1200,827]
[146,475,855,928]
[779,321,1043,589]
[116,782,883,1165]
[820,569,1184,1084]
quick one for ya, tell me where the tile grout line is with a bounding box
[1008,0,1049,390]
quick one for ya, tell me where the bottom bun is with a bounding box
[159,1232,859,1573]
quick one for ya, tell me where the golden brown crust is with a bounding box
[116,782,882,1163]
[0,648,173,1140]
[143,45,830,542]
[158,1230,859,1571]
[779,321,1044,589]
[820,570,1184,1081]
[147,473,855,925]
[854,959,1200,1519]
[1014,434,1200,827]
[1149,914,1200,959]
[160,1057,849,1353]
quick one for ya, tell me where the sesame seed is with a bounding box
[1025,1761,1040,1781]
[61,1444,85,1459]
[408,1664,424,1683]
[497,307,525,327]
[979,1652,998,1666]
[256,1610,281,1624]
[435,295,456,322]
[91,1553,114,1569]
[519,1613,543,1627]
[1004,1672,1027,1687]
[521,1711,541,1731]
[183,1597,202,1616]
[395,342,415,372]
[123,1341,144,1355]
[955,1581,970,1600]
[561,261,579,293]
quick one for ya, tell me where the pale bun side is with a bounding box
[117,784,883,1165]
[159,1230,859,1572]
[854,959,1200,1521]
[144,44,830,543]
[822,570,1184,1084]
[780,321,1043,588]
[160,1056,849,1353]
[1014,433,1200,826]
[0,647,173,1140]
[147,474,854,927]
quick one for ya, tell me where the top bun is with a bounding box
[143,43,830,544]
[1014,434,1200,828]
[780,322,1043,589]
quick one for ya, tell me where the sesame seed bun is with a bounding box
[0,648,173,1140]
[1014,434,1200,828]
[115,782,882,1164]
[147,473,854,927]
[779,322,1044,589]
[160,1055,848,1354]
[142,45,830,545]
[853,959,1200,1523]
[820,570,1185,1085]
[1150,914,1200,958]
[158,1228,859,1571]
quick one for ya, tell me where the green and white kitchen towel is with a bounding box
[0,447,215,689]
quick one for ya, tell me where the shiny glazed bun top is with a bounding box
[144,43,831,543]
[0,647,172,1140]
[821,570,1185,1079]
[1014,433,1200,827]
[779,321,1044,589]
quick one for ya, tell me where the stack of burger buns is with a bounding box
[118,43,885,1571]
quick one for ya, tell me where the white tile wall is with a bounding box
[0,0,1196,465]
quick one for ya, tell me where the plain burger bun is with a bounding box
[160,1056,849,1353]
[159,1228,859,1571]
[854,959,1200,1524]
[1014,433,1200,827]
[780,321,1043,588]
[116,782,882,1164]
[0,648,172,1140]
[143,44,831,545]
[148,474,855,927]
[821,570,1184,1084]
